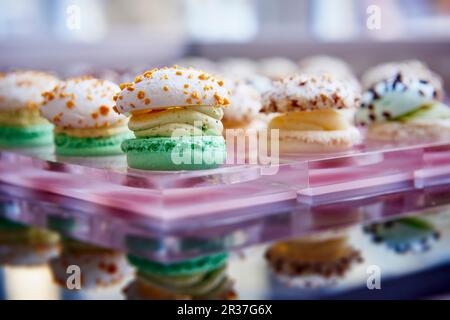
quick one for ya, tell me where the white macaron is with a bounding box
[0,71,59,111]
[115,66,230,114]
[41,77,126,129]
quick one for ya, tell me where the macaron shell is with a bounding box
[261,74,360,113]
[127,252,228,276]
[54,131,133,157]
[116,67,230,114]
[122,136,226,171]
[0,71,59,111]
[356,74,438,126]
[0,124,54,148]
[367,120,450,142]
[41,78,126,129]
[362,60,444,99]
[273,126,362,153]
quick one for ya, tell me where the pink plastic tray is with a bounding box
[1,138,450,221]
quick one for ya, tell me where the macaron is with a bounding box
[261,73,362,153]
[361,60,444,100]
[124,253,236,300]
[222,80,262,129]
[115,66,230,171]
[49,238,133,289]
[218,58,258,79]
[356,69,450,142]
[40,76,133,157]
[265,235,363,288]
[0,71,59,148]
[363,217,440,254]
[175,57,218,74]
[127,252,228,276]
[298,55,361,92]
[258,57,299,80]
[0,218,61,266]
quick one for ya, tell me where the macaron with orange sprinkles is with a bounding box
[115,66,230,171]
[40,76,133,157]
[0,70,59,148]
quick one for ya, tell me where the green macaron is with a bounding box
[121,135,226,171]
[0,124,54,148]
[0,217,27,231]
[127,252,228,277]
[54,131,134,157]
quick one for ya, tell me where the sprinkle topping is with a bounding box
[115,66,230,114]
[40,77,126,129]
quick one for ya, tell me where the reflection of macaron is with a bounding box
[0,218,60,266]
[356,71,450,142]
[41,77,132,157]
[116,66,230,171]
[124,253,236,300]
[0,71,59,148]
[363,217,440,254]
[265,236,363,288]
[50,239,132,289]
[262,74,361,153]
[222,80,262,129]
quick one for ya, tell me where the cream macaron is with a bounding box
[361,60,444,100]
[356,68,450,142]
[0,70,59,148]
[40,76,132,157]
[262,73,362,153]
[222,80,262,129]
[115,66,230,171]
[258,57,299,80]
[298,55,361,92]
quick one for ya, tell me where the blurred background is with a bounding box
[0,0,449,84]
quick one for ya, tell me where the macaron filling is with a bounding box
[129,106,223,137]
[0,108,50,127]
[0,102,54,148]
[268,109,353,131]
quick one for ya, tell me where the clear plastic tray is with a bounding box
[2,180,450,262]
[2,138,450,262]
[1,138,450,219]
